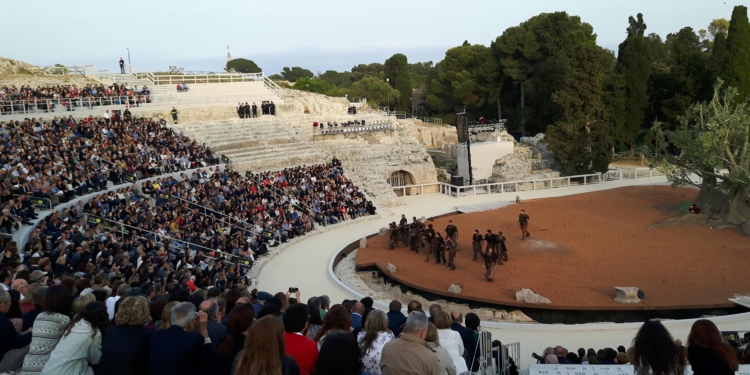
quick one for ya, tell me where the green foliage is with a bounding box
[384,54,413,111]
[349,76,400,107]
[268,74,283,80]
[409,61,435,88]
[351,63,384,81]
[661,27,711,126]
[546,43,611,175]
[318,70,353,88]
[650,82,750,223]
[708,18,730,38]
[280,66,314,82]
[426,43,497,117]
[226,58,261,74]
[708,32,727,83]
[51,64,65,75]
[722,6,750,100]
[616,14,651,148]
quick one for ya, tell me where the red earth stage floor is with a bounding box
[356,186,750,310]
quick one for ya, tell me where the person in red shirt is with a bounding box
[186,275,198,292]
[283,303,319,375]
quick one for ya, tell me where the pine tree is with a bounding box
[616,14,651,149]
[384,54,413,111]
[722,5,750,100]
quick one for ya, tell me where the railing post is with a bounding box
[472,186,476,196]
[515,182,518,191]
[420,185,423,195]
[533,181,536,190]
[584,176,587,185]
[567,177,571,187]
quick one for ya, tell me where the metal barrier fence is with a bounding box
[500,342,521,375]
[392,173,610,197]
[0,95,152,115]
[149,72,264,85]
[14,195,52,210]
[615,167,665,179]
[531,157,555,171]
[314,123,394,136]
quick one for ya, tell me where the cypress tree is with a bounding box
[616,14,651,149]
[722,5,750,100]
[708,32,726,83]
[384,54,413,111]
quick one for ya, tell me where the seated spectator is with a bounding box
[215,304,254,375]
[687,319,739,375]
[306,297,323,340]
[316,330,367,375]
[380,311,440,375]
[631,321,685,375]
[314,304,351,349]
[232,315,300,375]
[357,309,394,375]
[0,288,32,372]
[544,354,558,364]
[148,302,214,375]
[42,301,109,375]
[433,311,467,374]
[22,284,46,331]
[97,296,152,375]
[22,285,72,374]
[386,300,406,338]
[284,303,319,375]
[199,298,228,348]
[425,322,456,375]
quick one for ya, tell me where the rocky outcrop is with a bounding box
[519,133,553,158]
[490,154,532,182]
[614,287,642,304]
[386,263,397,273]
[0,56,47,75]
[515,288,551,304]
[448,284,462,294]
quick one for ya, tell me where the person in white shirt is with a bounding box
[434,311,469,374]
[105,284,131,321]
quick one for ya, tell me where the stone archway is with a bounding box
[388,170,416,196]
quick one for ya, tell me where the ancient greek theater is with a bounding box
[3,5,750,373]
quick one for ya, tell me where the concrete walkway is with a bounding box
[256,175,750,369]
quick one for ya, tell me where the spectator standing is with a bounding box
[631,321,685,375]
[386,300,406,338]
[356,309,394,375]
[96,296,152,375]
[284,303,319,375]
[380,311,440,375]
[41,301,108,375]
[425,322,457,375]
[148,302,214,375]
[316,331,368,375]
[687,319,739,375]
[0,288,32,372]
[215,304,254,375]
[119,58,125,74]
[21,285,72,375]
[433,311,468,374]
[232,315,300,375]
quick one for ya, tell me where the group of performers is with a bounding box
[385,209,531,282]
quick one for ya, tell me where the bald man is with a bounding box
[11,279,28,302]
[199,298,227,348]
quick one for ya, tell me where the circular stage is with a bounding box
[356,186,750,323]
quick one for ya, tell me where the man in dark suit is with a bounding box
[199,298,227,348]
[386,300,406,338]
[149,302,215,375]
[450,311,477,370]
[350,302,364,330]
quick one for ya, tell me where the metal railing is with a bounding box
[0,95,153,115]
[531,157,556,171]
[314,123,394,136]
[392,172,614,197]
[13,195,52,210]
[147,72,265,85]
[263,75,285,101]
[614,167,665,179]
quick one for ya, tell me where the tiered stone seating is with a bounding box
[172,118,326,172]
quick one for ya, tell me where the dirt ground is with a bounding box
[357,186,750,310]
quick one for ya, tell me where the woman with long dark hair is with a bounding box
[631,321,685,375]
[306,297,323,340]
[687,319,739,375]
[232,315,299,375]
[42,301,109,375]
[314,305,351,349]
[356,310,393,375]
[215,304,254,375]
[317,331,367,375]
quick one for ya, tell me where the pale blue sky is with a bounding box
[4,0,738,75]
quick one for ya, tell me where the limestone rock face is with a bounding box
[515,288,551,304]
[378,227,390,236]
[448,284,462,294]
[386,263,397,273]
[490,154,532,182]
[0,56,46,75]
[614,287,641,304]
[520,133,553,158]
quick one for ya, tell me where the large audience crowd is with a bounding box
[1,83,152,115]
[0,108,743,375]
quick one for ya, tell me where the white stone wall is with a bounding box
[456,139,514,182]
